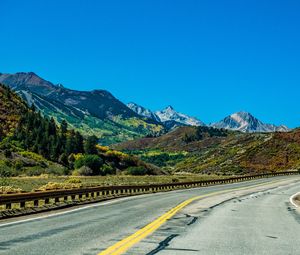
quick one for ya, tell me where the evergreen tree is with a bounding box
[84,135,98,154]
[74,131,84,153]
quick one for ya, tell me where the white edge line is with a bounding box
[0,195,143,228]
[289,192,300,208]
[0,188,193,228]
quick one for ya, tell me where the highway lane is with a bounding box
[0,176,299,255]
[133,177,300,255]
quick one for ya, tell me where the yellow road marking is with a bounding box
[97,178,289,255]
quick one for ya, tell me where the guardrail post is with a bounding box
[5,203,11,210]
[45,198,50,204]
[55,197,60,203]
[20,201,26,208]
[34,200,39,207]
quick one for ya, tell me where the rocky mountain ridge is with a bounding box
[0,72,164,144]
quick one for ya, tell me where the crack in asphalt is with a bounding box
[145,234,179,255]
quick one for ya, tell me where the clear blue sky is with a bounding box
[1,0,299,127]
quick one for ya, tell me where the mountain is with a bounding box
[211,111,289,133]
[0,72,164,144]
[155,105,205,127]
[0,83,66,174]
[0,84,162,176]
[127,102,205,130]
[127,102,160,122]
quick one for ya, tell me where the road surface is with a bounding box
[0,176,299,255]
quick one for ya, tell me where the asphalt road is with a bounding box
[0,176,299,255]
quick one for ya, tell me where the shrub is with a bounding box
[0,162,14,177]
[65,177,82,184]
[19,151,45,162]
[0,186,23,194]
[14,160,24,170]
[37,182,81,191]
[126,166,149,176]
[73,166,93,176]
[96,145,109,152]
[101,164,115,175]
[45,165,69,176]
[4,149,12,158]
[23,166,44,176]
[74,155,103,175]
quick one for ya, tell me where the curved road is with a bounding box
[0,176,299,255]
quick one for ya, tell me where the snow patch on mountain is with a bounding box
[155,106,205,126]
[127,103,205,128]
[127,102,160,121]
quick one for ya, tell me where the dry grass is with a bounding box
[4,174,224,192]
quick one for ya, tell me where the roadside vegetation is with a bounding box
[1,174,225,193]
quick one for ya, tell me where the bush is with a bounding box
[14,160,24,171]
[73,166,93,176]
[0,186,23,194]
[37,182,81,191]
[126,166,149,176]
[23,166,44,176]
[4,149,12,158]
[74,155,103,175]
[0,162,14,177]
[65,177,82,184]
[101,164,116,175]
[45,165,69,176]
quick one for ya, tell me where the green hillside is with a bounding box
[115,126,300,175]
[0,72,164,145]
[0,84,161,177]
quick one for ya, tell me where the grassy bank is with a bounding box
[1,174,225,192]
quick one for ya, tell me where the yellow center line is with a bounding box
[97,178,289,255]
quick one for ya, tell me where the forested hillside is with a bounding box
[0,84,27,137]
[0,72,164,144]
[0,84,160,176]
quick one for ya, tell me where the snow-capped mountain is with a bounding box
[211,111,289,133]
[127,103,205,128]
[127,102,160,122]
[155,106,205,126]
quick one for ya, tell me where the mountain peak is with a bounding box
[127,102,160,122]
[155,106,205,127]
[28,71,38,76]
[212,111,289,133]
[164,105,174,111]
[232,111,251,116]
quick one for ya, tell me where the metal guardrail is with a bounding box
[0,171,298,211]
